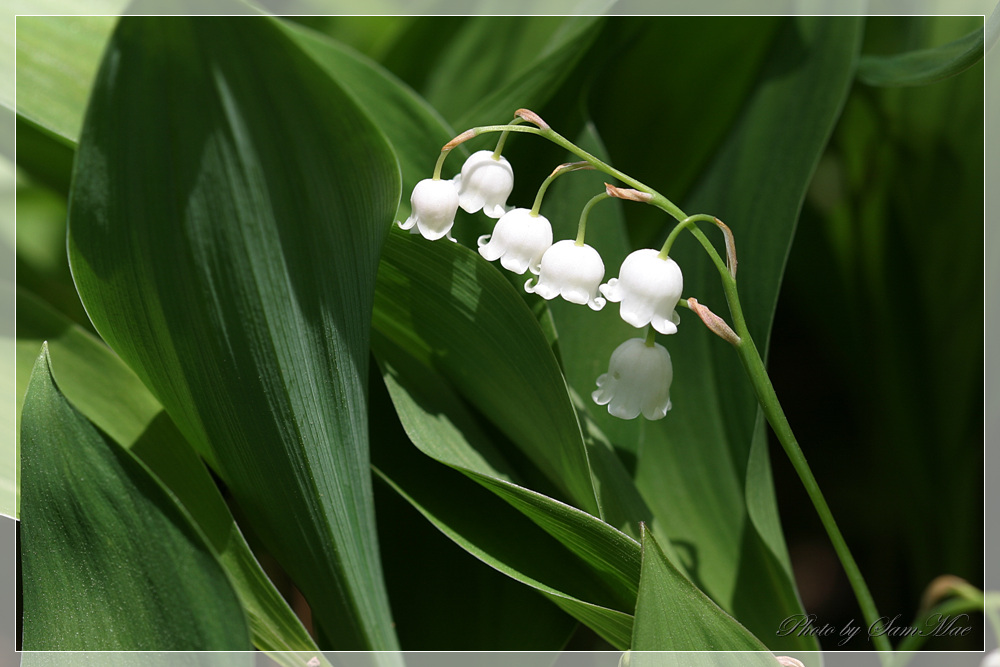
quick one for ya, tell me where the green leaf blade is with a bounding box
[66,16,400,650]
[858,23,985,87]
[631,525,768,652]
[20,344,251,650]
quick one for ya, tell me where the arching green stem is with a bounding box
[644,326,656,347]
[530,162,590,217]
[576,193,610,246]
[659,214,720,258]
[493,117,524,159]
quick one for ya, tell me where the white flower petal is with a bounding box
[405,178,460,241]
[604,249,683,332]
[478,208,552,275]
[592,338,673,421]
[455,150,514,217]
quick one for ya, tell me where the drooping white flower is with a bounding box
[600,249,683,334]
[592,338,673,420]
[981,649,1000,667]
[454,150,514,219]
[397,178,459,241]
[525,240,606,311]
[478,208,553,275]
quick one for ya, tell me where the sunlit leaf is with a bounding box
[66,15,400,649]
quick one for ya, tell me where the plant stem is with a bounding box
[722,278,892,652]
[577,193,609,246]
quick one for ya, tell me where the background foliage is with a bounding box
[8,12,984,654]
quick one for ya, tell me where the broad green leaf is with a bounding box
[373,229,602,519]
[590,17,782,249]
[66,16,400,650]
[275,17,464,215]
[371,444,634,650]
[634,17,863,651]
[375,331,641,609]
[15,15,116,140]
[858,22,984,87]
[16,287,322,655]
[631,525,769,652]
[13,15,118,193]
[369,372,578,650]
[20,344,251,650]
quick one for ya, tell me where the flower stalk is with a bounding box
[433,110,891,650]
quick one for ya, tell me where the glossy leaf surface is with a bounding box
[20,345,250,650]
[66,16,400,649]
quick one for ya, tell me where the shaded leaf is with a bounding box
[373,229,602,518]
[858,22,984,87]
[66,16,399,649]
[20,344,251,650]
[634,17,863,650]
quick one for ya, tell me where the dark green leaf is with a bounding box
[66,16,400,649]
[858,23,984,87]
[373,230,602,519]
[631,525,769,652]
[633,17,863,650]
[20,344,251,650]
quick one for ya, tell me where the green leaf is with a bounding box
[20,344,251,650]
[633,17,863,650]
[858,22,984,87]
[376,331,641,605]
[631,525,769,652]
[66,16,400,650]
[369,372,579,650]
[15,287,321,655]
[371,448,634,650]
[13,15,118,192]
[373,230,602,519]
[274,18,463,215]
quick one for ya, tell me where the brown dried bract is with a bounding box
[515,108,550,130]
[686,297,740,345]
[549,161,593,177]
[714,217,738,279]
[604,183,652,202]
[442,129,476,151]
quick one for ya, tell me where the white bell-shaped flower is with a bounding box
[478,208,553,275]
[600,249,683,334]
[454,150,514,219]
[525,240,606,311]
[397,178,460,241]
[592,338,673,420]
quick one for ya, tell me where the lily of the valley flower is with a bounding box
[455,150,514,218]
[398,178,460,241]
[478,208,553,275]
[525,240,606,310]
[600,249,683,334]
[592,337,673,420]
